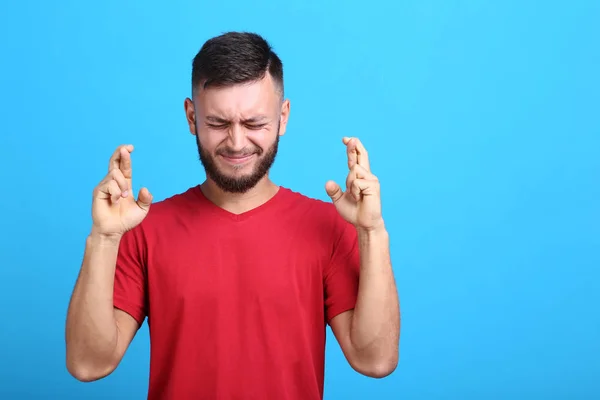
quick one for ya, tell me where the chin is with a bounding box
[214,161,255,178]
[219,163,255,177]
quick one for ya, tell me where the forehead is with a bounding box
[195,75,279,119]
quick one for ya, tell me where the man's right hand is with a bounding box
[91,144,153,238]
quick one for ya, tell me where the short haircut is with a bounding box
[191,31,284,97]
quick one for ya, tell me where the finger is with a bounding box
[104,180,122,204]
[343,137,358,169]
[325,181,344,203]
[346,164,371,189]
[136,187,153,211]
[108,144,134,172]
[344,137,370,172]
[354,139,370,172]
[119,146,133,179]
[350,178,371,201]
[108,168,130,197]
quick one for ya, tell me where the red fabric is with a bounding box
[113,186,360,400]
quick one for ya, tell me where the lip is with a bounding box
[220,154,255,165]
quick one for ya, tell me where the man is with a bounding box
[65,31,400,399]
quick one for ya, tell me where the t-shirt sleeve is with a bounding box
[323,213,361,323]
[113,226,148,326]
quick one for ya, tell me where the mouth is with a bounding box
[219,153,255,165]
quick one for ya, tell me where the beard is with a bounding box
[195,128,280,194]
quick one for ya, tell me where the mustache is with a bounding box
[216,147,262,157]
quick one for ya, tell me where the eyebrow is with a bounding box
[205,116,228,124]
[205,115,270,124]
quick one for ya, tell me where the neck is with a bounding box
[200,176,280,215]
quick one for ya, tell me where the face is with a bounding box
[184,74,290,194]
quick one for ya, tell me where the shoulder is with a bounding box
[137,185,201,229]
[278,186,351,233]
[280,188,358,268]
[279,186,338,216]
[117,186,202,255]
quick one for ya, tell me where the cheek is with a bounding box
[197,131,223,151]
[247,131,266,145]
[247,129,276,148]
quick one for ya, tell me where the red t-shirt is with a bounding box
[113,185,360,399]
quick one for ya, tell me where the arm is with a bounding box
[325,136,400,378]
[330,224,400,378]
[65,231,140,382]
[65,145,151,382]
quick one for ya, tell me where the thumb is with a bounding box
[136,187,153,211]
[325,181,344,203]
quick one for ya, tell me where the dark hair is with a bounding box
[191,32,284,97]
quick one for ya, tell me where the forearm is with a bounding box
[350,224,400,366]
[65,231,122,378]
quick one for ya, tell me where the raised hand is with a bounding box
[325,137,384,231]
[91,145,153,237]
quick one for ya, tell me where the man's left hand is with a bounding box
[326,137,384,231]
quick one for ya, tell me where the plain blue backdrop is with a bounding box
[1,1,599,399]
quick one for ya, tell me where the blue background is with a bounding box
[1,1,599,399]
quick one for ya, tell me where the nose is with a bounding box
[227,124,247,152]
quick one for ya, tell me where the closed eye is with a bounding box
[246,124,267,130]
[206,123,228,130]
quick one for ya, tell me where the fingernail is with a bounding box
[122,191,129,197]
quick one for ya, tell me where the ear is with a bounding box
[278,99,291,137]
[184,98,197,135]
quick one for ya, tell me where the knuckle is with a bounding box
[110,168,123,180]
[110,180,120,192]
[109,145,125,160]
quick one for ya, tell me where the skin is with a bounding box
[65,73,400,382]
[325,137,400,378]
[65,145,152,381]
[184,74,290,212]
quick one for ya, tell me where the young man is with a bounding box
[65,32,400,399]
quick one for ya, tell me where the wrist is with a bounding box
[88,226,123,247]
[357,220,388,240]
[356,221,388,243]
